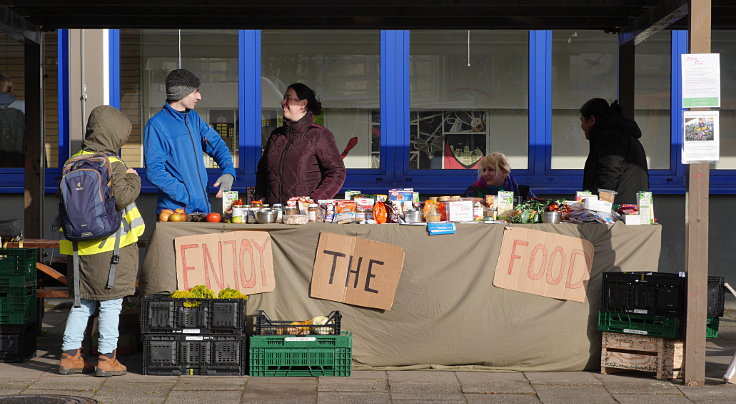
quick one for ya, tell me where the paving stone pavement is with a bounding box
[0,306,733,403]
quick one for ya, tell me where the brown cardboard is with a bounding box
[174,231,275,295]
[493,227,594,303]
[310,232,405,310]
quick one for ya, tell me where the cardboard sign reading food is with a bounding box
[175,231,275,295]
[311,232,405,310]
[493,227,594,303]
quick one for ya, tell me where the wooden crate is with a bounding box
[601,331,683,380]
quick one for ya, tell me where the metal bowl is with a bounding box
[255,210,278,224]
[542,211,561,224]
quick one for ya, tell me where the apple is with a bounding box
[231,216,244,224]
[174,208,186,214]
[161,208,174,214]
[158,211,172,222]
[169,212,186,222]
[206,212,222,223]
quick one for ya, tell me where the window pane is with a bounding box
[713,31,736,169]
[44,32,60,168]
[410,30,528,170]
[635,31,671,170]
[120,29,239,169]
[0,33,26,168]
[551,30,617,169]
[261,30,380,169]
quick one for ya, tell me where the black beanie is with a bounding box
[165,69,200,102]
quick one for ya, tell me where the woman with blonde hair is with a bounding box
[464,152,532,198]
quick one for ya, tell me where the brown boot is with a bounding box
[95,350,127,377]
[58,349,95,375]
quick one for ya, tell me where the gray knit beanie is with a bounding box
[165,69,200,102]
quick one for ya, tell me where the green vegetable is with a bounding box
[218,288,249,300]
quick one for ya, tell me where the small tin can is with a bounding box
[272,204,284,223]
[231,205,246,222]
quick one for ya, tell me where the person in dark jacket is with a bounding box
[144,69,236,214]
[464,152,533,199]
[58,106,145,377]
[255,83,346,205]
[580,98,649,204]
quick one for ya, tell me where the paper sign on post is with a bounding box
[175,231,275,295]
[493,227,594,303]
[311,232,405,310]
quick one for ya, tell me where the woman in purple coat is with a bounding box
[255,83,346,205]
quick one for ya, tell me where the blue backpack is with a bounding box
[59,153,121,241]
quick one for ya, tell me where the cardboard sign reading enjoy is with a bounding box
[311,232,405,310]
[493,227,594,303]
[174,231,275,295]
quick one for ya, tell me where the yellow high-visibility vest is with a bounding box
[60,151,145,256]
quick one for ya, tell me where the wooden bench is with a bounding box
[601,331,683,380]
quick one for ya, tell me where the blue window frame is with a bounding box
[93,28,735,196]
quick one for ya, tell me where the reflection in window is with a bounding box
[635,31,671,170]
[713,31,736,169]
[551,30,618,169]
[410,30,529,170]
[261,30,380,169]
[119,29,239,169]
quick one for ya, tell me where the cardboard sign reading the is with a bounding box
[493,227,594,303]
[311,232,405,310]
[175,231,274,295]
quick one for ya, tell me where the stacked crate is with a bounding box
[598,272,726,379]
[140,294,246,375]
[0,248,39,362]
[249,310,351,377]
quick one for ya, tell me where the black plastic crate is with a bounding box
[602,272,686,316]
[254,310,341,336]
[141,294,246,335]
[707,276,725,318]
[142,334,245,375]
[0,323,38,362]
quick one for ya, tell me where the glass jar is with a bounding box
[307,204,320,222]
[284,205,299,216]
[272,203,284,223]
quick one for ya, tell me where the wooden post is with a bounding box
[683,0,711,386]
[23,38,44,239]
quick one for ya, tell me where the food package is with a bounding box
[597,189,617,203]
[497,191,514,219]
[222,191,239,214]
[283,214,309,225]
[637,191,654,224]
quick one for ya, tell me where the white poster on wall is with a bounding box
[682,110,720,164]
[681,53,720,108]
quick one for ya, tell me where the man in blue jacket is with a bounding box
[144,69,236,214]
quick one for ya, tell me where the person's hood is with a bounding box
[82,105,132,154]
[590,112,643,140]
[0,92,16,106]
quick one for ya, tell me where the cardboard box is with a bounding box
[583,198,612,213]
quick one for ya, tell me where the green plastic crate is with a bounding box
[707,317,719,339]
[598,311,682,339]
[249,331,352,377]
[0,287,37,325]
[0,249,37,280]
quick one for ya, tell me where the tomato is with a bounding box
[206,212,222,223]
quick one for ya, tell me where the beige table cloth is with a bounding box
[139,222,661,371]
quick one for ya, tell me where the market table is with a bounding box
[139,222,661,371]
